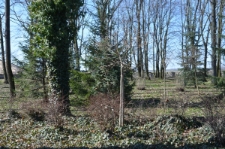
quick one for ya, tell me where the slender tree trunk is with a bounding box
[181,0,188,87]
[142,1,150,80]
[156,46,160,78]
[159,3,163,79]
[203,41,208,77]
[164,60,166,100]
[74,37,80,71]
[153,39,155,76]
[136,0,142,78]
[144,42,149,79]
[210,0,217,83]
[181,0,185,67]
[202,26,209,79]
[129,17,133,80]
[5,0,16,97]
[153,12,158,77]
[160,49,164,79]
[0,15,8,84]
[217,0,224,77]
[42,58,48,101]
[119,63,124,127]
[199,0,210,78]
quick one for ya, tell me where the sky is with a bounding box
[0,0,221,71]
[0,0,28,62]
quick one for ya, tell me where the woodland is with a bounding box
[0,0,225,148]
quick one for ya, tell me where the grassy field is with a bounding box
[129,77,223,118]
[0,77,225,148]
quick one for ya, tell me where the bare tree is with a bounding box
[5,0,16,97]
[199,0,210,78]
[210,0,217,83]
[72,2,87,71]
[11,0,49,100]
[89,0,127,127]
[124,0,135,80]
[142,0,150,80]
[0,14,8,84]
[135,0,144,78]
[216,0,224,77]
[152,0,173,79]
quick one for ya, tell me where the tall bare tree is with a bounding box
[142,0,150,80]
[72,2,86,71]
[216,0,224,77]
[89,0,128,127]
[123,0,135,79]
[199,0,210,78]
[152,0,173,79]
[5,0,16,97]
[135,0,144,78]
[0,15,8,84]
[210,0,217,83]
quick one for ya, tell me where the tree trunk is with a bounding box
[210,0,217,83]
[119,63,124,127]
[47,26,71,115]
[74,37,80,71]
[129,14,133,80]
[5,0,16,97]
[42,58,48,101]
[159,3,163,79]
[142,1,150,80]
[203,41,208,77]
[46,1,73,115]
[199,0,210,78]
[216,0,224,77]
[156,47,160,78]
[0,15,8,84]
[144,43,149,79]
[136,0,143,78]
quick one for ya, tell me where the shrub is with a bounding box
[85,40,134,102]
[70,70,95,106]
[202,96,225,145]
[20,98,65,130]
[44,98,65,130]
[87,93,120,131]
[176,87,184,92]
[7,109,21,119]
[20,100,45,121]
[136,78,146,90]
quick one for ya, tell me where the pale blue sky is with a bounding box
[1,0,222,71]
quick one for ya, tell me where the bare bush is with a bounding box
[87,93,120,131]
[136,78,146,90]
[20,100,45,121]
[44,98,65,130]
[175,74,185,89]
[176,87,185,92]
[21,98,65,130]
[202,96,225,145]
[125,99,158,125]
[169,92,189,116]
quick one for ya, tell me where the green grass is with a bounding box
[0,77,222,117]
[132,77,223,118]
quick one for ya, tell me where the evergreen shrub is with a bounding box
[70,70,95,106]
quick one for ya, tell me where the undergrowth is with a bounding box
[87,93,120,131]
[0,114,219,148]
[0,77,225,148]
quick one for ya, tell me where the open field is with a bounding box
[129,77,224,118]
[0,77,225,148]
